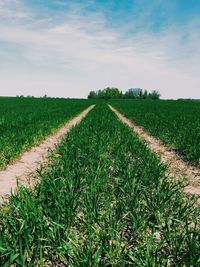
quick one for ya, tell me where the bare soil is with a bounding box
[109,105,200,201]
[0,105,95,203]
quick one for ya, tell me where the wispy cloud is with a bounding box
[0,0,31,23]
[0,0,199,98]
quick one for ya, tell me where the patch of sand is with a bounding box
[0,105,95,203]
[109,105,200,200]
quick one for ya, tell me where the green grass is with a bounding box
[110,99,200,166]
[0,104,199,266]
[0,97,91,169]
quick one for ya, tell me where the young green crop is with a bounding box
[0,104,199,266]
[110,99,200,166]
[0,97,92,169]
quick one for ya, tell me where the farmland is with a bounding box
[0,97,91,170]
[0,103,199,266]
[110,100,200,166]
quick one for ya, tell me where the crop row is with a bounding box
[0,97,91,169]
[0,103,199,266]
[110,100,200,165]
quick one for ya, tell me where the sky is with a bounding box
[0,0,200,99]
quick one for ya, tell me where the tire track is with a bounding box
[109,104,200,200]
[0,105,95,203]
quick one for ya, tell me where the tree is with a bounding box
[143,90,148,99]
[88,91,97,99]
[124,88,143,99]
[151,90,160,100]
[102,87,121,99]
[88,87,121,99]
[87,87,161,100]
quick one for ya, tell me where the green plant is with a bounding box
[0,104,199,266]
[0,97,92,169]
[110,99,200,166]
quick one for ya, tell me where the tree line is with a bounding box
[88,87,160,100]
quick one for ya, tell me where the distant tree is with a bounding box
[143,90,148,99]
[88,87,121,99]
[88,87,161,100]
[139,89,143,99]
[88,91,97,99]
[26,95,35,98]
[151,90,160,100]
[124,88,142,99]
[102,87,122,99]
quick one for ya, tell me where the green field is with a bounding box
[110,100,200,166]
[0,103,199,266]
[0,97,91,169]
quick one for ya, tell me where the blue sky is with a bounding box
[0,0,200,98]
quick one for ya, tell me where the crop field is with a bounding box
[110,100,200,166]
[0,97,91,170]
[0,104,199,266]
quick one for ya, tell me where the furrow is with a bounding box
[109,104,200,200]
[0,105,95,203]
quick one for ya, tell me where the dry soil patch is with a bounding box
[0,105,94,203]
[109,105,200,200]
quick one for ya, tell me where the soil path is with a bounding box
[109,105,200,200]
[0,105,95,203]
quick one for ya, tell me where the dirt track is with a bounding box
[0,105,94,203]
[109,105,200,200]
[1,104,199,204]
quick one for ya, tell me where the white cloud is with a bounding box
[0,0,30,22]
[0,1,199,98]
